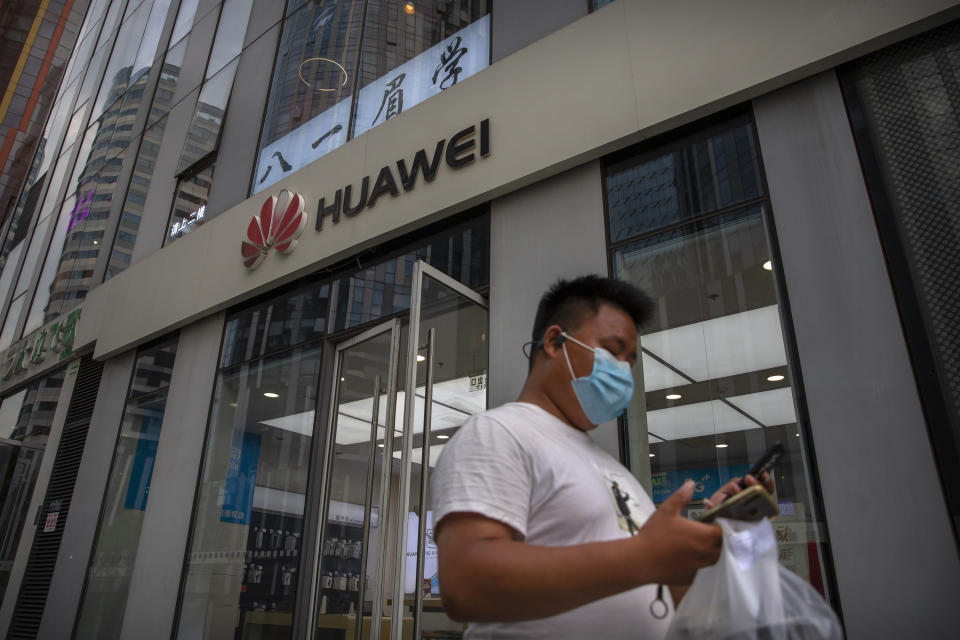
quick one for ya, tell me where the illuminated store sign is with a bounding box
[254,14,490,194]
[169,204,206,238]
[242,190,307,269]
[0,309,81,381]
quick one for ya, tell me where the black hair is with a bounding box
[528,275,654,363]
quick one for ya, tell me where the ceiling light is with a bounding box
[762,260,773,271]
[263,392,279,398]
[437,434,450,440]
[416,354,426,362]
[796,433,800,437]
[767,374,785,382]
[715,443,728,448]
[649,453,655,458]
[228,402,238,407]
[665,393,682,400]
[93,240,98,245]
[377,443,385,448]
[404,2,415,14]
[340,377,346,381]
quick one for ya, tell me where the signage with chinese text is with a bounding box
[0,308,81,384]
[254,14,490,194]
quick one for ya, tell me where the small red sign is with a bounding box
[43,512,58,533]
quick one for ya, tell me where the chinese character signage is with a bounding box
[169,204,207,239]
[254,14,490,194]
[0,308,81,383]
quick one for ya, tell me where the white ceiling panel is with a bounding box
[646,400,758,440]
[640,305,788,383]
[725,387,797,426]
[640,352,690,392]
[260,377,484,445]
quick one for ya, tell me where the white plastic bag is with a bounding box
[665,518,843,640]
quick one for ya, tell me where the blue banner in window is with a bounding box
[124,415,164,511]
[221,430,261,524]
[651,464,751,504]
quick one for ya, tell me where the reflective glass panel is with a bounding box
[221,281,330,368]
[74,337,178,640]
[176,345,323,640]
[252,0,365,193]
[605,122,763,242]
[0,445,42,600]
[165,162,214,244]
[327,214,489,333]
[177,58,239,173]
[351,1,489,138]
[205,0,254,79]
[605,120,832,598]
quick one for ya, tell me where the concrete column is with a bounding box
[753,71,960,638]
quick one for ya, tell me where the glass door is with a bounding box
[391,261,489,640]
[314,320,401,640]
[312,261,489,640]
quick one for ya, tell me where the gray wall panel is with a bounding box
[491,0,588,62]
[37,352,137,640]
[489,160,621,458]
[119,313,224,640]
[753,71,960,638]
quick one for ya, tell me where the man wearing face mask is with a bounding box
[431,275,772,639]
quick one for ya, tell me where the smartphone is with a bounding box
[698,484,778,523]
[697,441,786,523]
[736,441,785,491]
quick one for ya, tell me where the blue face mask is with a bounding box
[561,332,635,425]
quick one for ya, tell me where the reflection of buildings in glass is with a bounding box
[10,372,63,446]
[260,1,363,150]
[359,0,485,91]
[0,0,86,265]
[107,58,185,277]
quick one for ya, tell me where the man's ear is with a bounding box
[540,325,565,359]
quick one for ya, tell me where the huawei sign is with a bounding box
[242,189,307,269]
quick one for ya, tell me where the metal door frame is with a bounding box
[306,319,402,640]
[389,261,488,639]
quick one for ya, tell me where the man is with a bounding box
[431,275,772,638]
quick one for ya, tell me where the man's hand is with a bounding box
[436,480,724,623]
[632,480,723,586]
[704,472,775,510]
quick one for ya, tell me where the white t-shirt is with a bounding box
[431,402,673,639]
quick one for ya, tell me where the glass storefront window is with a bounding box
[74,337,178,640]
[327,215,489,333]
[253,0,489,195]
[604,118,834,598]
[0,368,66,598]
[176,344,323,640]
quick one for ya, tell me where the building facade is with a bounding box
[0,1,958,638]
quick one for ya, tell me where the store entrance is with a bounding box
[312,261,488,640]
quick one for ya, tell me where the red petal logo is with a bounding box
[242,189,307,269]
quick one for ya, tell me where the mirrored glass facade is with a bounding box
[74,336,178,640]
[253,0,489,194]
[605,117,833,597]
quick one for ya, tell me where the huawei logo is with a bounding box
[242,189,307,269]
